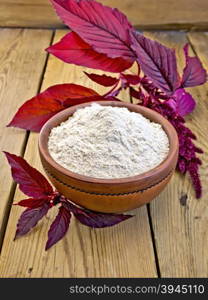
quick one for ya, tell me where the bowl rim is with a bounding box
[39,101,179,185]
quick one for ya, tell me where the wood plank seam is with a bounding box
[1,25,208,31]
[1,0,208,30]
[147,204,161,277]
[1,25,208,32]
[0,29,55,254]
[186,34,203,57]
[0,131,30,253]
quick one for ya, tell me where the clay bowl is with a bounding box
[39,101,179,213]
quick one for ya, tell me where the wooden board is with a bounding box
[145,31,208,277]
[0,30,157,278]
[188,32,208,68]
[1,0,208,30]
[0,28,52,244]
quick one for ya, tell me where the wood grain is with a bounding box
[1,0,208,30]
[144,31,208,277]
[0,30,157,278]
[187,32,208,68]
[0,29,52,242]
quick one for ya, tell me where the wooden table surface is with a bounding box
[0,1,208,278]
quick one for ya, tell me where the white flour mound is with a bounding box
[48,103,169,179]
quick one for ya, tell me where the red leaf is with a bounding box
[50,0,135,61]
[130,87,144,100]
[181,44,207,88]
[4,152,53,199]
[8,83,99,132]
[130,31,180,95]
[63,201,133,228]
[15,198,48,208]
[120,73,140,85]
[15,203,50,239]
[84,72,118,87]
[47,32,132,73]
[45,206,71,250]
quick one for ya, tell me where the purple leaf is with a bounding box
[104,87,122,98]
[74,209,133,228]
[4,152,53,198]
[50,0,135,61]
[63,201,133,228]
[45,206,71,250]
[84,72,119,87]
[15,203,50,239]
[167,88,196,116]
[47,32,133,73]
[130,31,180,95]
[181,44,207,88]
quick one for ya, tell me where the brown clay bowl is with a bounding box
[39,101,179,213]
